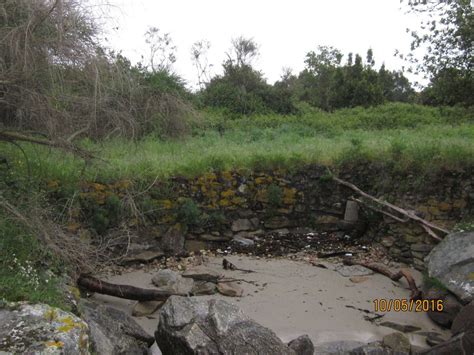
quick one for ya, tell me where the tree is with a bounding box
[300,46,342,110]
[191,40,213,89]
[225,36,259,67]
[296,47,414,110]
[144,26,177,73]
[201,37,296,115]
[401,0,473,106]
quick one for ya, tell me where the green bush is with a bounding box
[176,198,202,227]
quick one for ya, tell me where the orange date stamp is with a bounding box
[373,299,444,312]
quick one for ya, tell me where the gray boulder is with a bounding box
[0,302,89,354]
[191,281,217,295]
[425,232,474,303]
[79,299,154,354]
[152,269,194,294]
[313,340,365,354]
[382,332,410,354]
[155,296,294,354]
[231,219,253,232]
[349,341,394,355]
[182,266,222,283]
[423,286,462,328]
[152,269,180,287]
[423,301,474,355]
[161,225,185,255]
[287,334,314,355]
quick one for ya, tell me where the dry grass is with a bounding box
[0,0,196,144]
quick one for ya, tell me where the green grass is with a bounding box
[0,102,473,307]
[0,213,67,308]
[0,103,473,184]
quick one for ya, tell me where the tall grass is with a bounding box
[1,103,473,184]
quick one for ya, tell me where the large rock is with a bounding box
[161,225,185,255]
[287,334,314,355]
[0,302,89,354]
[152,269,194,294]
[231,219,253,232]
[132,301,164,317]
[152,269,180,287]
[122,250,164,264]
[79,299,154,354]
[217,281,244,297]
[182,266,222,283]
[191,281,217,295]
[349,341,393,355]
[424,301,474,355]
[451,301,474,335]
[314,340,365,354]
[382,332,411,353]
[425,232,474,303]
[155,296,294,354]
[424,286,462,328]
[264,216,291,229]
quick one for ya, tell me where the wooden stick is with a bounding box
[77,274,188,301]
[343,259,422,300]
[332,176,449,238]
[0,131,98,161]
[351,197,409,223]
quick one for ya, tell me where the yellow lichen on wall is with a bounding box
[282,187,297,205]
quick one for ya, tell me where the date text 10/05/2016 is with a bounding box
[373,299,443,312]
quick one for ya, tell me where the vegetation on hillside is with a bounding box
[0,0,472,307]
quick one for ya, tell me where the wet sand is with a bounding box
[92,255,449,353]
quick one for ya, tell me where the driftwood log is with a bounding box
[343,259,422,300]
[332,175,449,241]
[77,274,187,301]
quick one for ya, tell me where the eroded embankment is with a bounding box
[48,163,474,270]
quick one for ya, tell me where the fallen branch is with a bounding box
[332,175,448,240]
[351,197,409,223]
[343,259,422,300]
[0,130,99,161]
[77,274,188,301]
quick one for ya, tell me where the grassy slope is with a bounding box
[0,103,473,306]
[1,103,473,183]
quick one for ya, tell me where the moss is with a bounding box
[267,184,283,208]
[423,274,448,291]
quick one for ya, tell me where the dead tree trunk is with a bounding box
[77,274,187,301]
[343,259,422,300]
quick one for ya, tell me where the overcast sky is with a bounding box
[93,0,423,89]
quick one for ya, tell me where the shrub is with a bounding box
[176,198,202,227]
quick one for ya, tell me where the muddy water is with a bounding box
[92,256,450,354]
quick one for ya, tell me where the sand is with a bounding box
[92,255,450,354]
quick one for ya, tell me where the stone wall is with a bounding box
[61,163,473,269]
